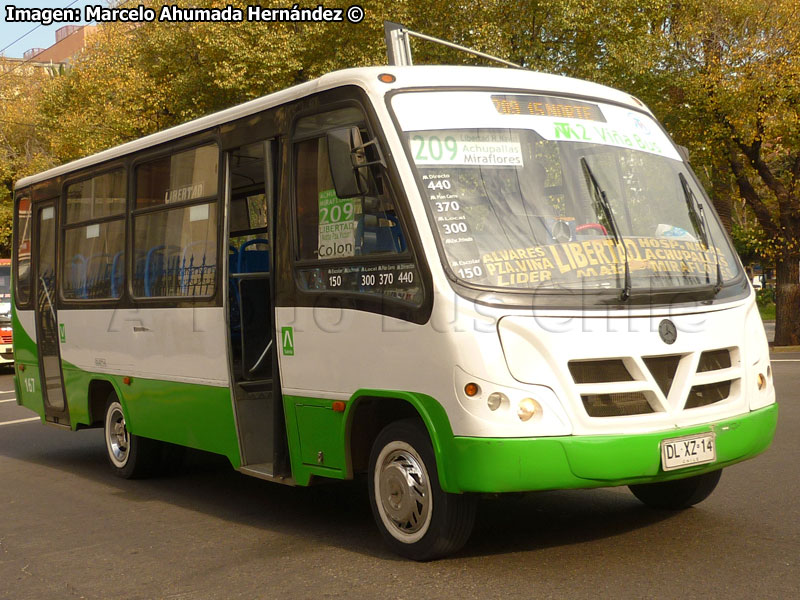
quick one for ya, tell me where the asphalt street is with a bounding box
[0,357,798,600]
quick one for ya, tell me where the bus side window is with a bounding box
[132,144,219,298]
[14,195,32,305]
[62,170,126,300]
[294,135,405,261]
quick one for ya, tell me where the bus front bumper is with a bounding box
[446,404,778,493]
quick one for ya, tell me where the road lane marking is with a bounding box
[770,359,800,362]
[0,390,15,395]
[0,398,17,403]
[0,417,40,426]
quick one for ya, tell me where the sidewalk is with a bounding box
[764,320,800,352]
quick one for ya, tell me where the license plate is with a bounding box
[660,432,716,471]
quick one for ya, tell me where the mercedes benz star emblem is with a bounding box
[658,319,677,344]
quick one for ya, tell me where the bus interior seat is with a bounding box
[85,253,112,298]
[68,254,88,298]
[356,215,405,254]
[110,251,123,298]
[236,238,270,273]
[143,245,181,297]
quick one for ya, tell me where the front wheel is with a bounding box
[629,469,722,510]
[368,419,476,561]
[104,394,161,479]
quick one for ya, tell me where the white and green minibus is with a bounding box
[12,63,777,560]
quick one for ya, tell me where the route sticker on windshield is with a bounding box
[410,131,523,167]
[317,189,358,259]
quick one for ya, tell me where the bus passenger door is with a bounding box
[34,201,69,426]
[226,140,278,472]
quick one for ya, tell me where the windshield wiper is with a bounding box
[580,157,631,301]
[679,173,723,294]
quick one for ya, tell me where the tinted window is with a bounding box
[133,203,218,297]
[62,170,127,300]
[63,221,126,299]
[292,111,422,306]
[14,196,32,304]
[295,136,405,261]
[136,145,218,209]
[66,170,125,223]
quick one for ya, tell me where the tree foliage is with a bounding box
[0,58,59,255]
[3,0,800,341]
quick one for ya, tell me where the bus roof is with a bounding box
[15,65,650,191]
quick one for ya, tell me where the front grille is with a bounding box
[568,359,632,383]
[570,347,740,418]
[698,349,732,372]
[581,392,654,417]
[642,355,681,397]
[685,381,731,409]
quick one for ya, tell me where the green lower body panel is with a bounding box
[104,375,241,466]
[60,363,241,468]
[283,395,348,486]
[447,404,778,493]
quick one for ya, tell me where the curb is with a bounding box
[769,345,800,353]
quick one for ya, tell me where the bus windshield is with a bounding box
[391,91,739,296]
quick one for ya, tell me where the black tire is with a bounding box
[629,469,722,510]
[103,393,162,479]
[368,418,476,560]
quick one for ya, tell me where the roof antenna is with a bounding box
[384,21,524,69]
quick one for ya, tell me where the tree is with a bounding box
[0,58,59,255]
[15,0,800,342]
[648,0,800,345]
[36,0,306,162]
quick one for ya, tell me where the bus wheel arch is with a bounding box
[345,392,459,493]
[88,379,119,427]
[347,395,420,476]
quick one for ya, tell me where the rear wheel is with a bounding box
[103,394,161,479]
[629,469,722,509]
[368,419,476,561]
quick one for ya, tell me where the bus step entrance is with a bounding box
[237,379,272,393]
[233,386,274,468]
[239,463,295,485]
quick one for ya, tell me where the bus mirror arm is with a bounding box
[327,127,369,199]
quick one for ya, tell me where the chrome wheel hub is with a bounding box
[107,405,129,465]
[378,449,430,534]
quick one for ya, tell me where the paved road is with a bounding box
[1,359,798,600]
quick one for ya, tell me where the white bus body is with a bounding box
[12,67,777,560]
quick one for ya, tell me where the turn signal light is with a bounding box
[464,383,480,397]
[332,401,346,412]
[757,373,766,390]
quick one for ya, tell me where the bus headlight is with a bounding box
[517,397,541,422]
[487,392,507,411]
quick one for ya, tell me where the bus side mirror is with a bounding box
[327,127,369,199]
